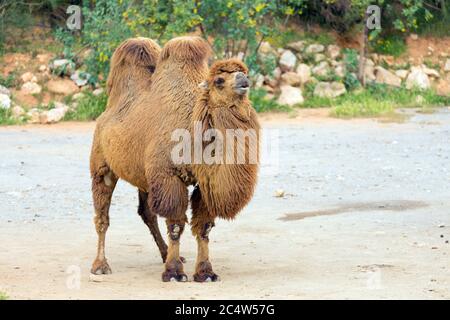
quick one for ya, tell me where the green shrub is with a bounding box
[372,35,407,57]
[64,92,107,121]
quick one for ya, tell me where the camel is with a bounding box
[90,36,260,282]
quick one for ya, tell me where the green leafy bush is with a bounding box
[64,91,107,121]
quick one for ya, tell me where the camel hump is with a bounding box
[111,37,161,68]
[106,38,161,99]
[160,36,212,64]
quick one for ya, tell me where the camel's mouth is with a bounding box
[234,80,250,95]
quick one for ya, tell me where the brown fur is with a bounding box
[106,37,161,110]
[90,38,260,281]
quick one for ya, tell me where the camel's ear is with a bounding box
[198,81,208,90]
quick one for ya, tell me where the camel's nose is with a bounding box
[235,72,250,88]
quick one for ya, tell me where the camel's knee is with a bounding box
[94,214,109,234]
[147,176,188,219]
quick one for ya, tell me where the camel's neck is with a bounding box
[190,91,260,220]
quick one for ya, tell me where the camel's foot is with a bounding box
[193,261,220,282]
[162,259,187,282]
[91,259,112,275]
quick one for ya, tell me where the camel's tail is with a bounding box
[106,37,161,109]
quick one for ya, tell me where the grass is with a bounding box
[267,27,335,49]
[250,88,291,113]
[302,83,450,118]
[372,35,407,57]
[0,291,8,300]
[0,108,24,125]
[64,91,107,121]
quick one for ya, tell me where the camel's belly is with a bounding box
[100,123,148,191]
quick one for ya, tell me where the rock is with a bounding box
[314,53,326,63]
[264,75,278,88]
[49,59,75,76]
[405,67,431,90]
[0,85,10,96]
[296,64,311,84]
[262,85,274,94]
[27,108,40,124]
[436,77,450,96]
[410,34,418,40]
[421,65,439,78]
[72,92,85,100]
[374,66,402,87]
[11,105,25,118]
[313,81,346,98]
[281,72,302,86]
[335,65,346,78]
[312,61,330,77]
[305,44,325,54]
[259,42,274,55]
[71,70,92,87]
[445,59,450,72]
[0,93,11,109]
[21,82,42,94]
[93,88,104,96]
[327,45,340,59]
[272,67,282,79]
[39,65,47,72]
[380,55,394,66]
[277,85,304,106]
[395,69,409,80]
[274,189,285,197]
[21,72,37,83]
[47,79,79,95]
[279,50,297,72]
[43,106,68,123]
[254,74,265,88]
[286,41,306,52]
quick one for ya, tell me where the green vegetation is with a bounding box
[303,84,450,117]
[64,92,107,121]
[0,291,8,300]
[372,35,407,57]
[250,88,290,113]
[0,109,24,125]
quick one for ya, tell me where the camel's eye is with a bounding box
[147,65,155,73]
[214,77,225,87]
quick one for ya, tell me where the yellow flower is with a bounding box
[227,1,233,8]
[285,7,294,15]
[255,3,266,12]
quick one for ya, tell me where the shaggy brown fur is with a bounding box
[90,37,259,282]
[106,37,161,109]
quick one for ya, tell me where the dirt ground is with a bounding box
[1,108,449,299]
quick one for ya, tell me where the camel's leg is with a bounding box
[191,187,220,282]
[162,216,188,282]
[137,190,168,263]
[90,166,118,275]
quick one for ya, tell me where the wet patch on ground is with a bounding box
[279,200,428,221]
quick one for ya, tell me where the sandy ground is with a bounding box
[1,108,450,300]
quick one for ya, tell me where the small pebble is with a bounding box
[274,189,285,197]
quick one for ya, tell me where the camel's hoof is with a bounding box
[162,259,187,282]
[162,271,188,282]
[193,261,220,282]
[91,259,112,275]
[193,272,220,282]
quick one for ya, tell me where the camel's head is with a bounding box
[199,59,251,100]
